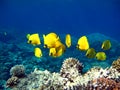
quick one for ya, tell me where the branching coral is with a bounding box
[112,57,120,72]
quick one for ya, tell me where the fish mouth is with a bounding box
[44,44,47,48]
[28,40,32,44]
[76,44,79,49]
[50,53,53,56]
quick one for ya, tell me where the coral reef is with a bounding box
[1,33,120,89]
[112,57,120,72]
[6,76,19,88]
[5,57,120,90]
[10,65,26,78]
[86,77,120,90]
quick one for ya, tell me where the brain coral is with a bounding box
[112,57,120,72]
[10,65,26,78]
[60,57,83,81]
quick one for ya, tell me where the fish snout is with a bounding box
[50,53,53,56]
[76,44,79,49]
[28,40,32,44]
[44,44,48,48]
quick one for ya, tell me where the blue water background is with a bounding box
[0,0,120,40]
[0,0,120,89]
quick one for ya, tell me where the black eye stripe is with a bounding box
[29,40,32,43]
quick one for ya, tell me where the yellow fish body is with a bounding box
[56,47,64,57]
[101,40,111,50]
[49,41,66,57]
[49,47,64,57]
[49,48,56,56]
[34,47,42,58]
[43,32,60,48]
[95,52,106,60]
[86,48,96,58]
[65,34,71,48]
[27,33,41,46]
[77,36,89,51]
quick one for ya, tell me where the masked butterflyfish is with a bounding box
[27,33,41,46]
[95,52,106,60]
[49,48,56,56]
[34,47,42,58]
[77,36,89,51]
[65,34,71,48]
[101,40,111,50]
[86,48,96,58]
[43,32,60,48]
[49,43,65,57]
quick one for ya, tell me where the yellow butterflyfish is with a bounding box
[49,41,66,57]
[86,48,96,58]
[43,32,60,48]
[95,52,106,60]
[55,47,64,57]
[49,48,56,56]
[27,33,41,46]
[101,40,111,50]
[76,36,89,51]
[49,47,64,57]
[65,34,71,48]
[34,47,42,58]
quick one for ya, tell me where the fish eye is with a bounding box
[50,53,53,56]
[86,54,89,57]
[95,56,97,59]
[76,44,79,48]
[29,40,32,44]
[44,44,47,48]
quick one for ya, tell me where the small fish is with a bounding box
[101,40,111,50]
[4,32,7,36]
[49,42,65,57]
[95,52,106,60]
[65,34,71,48]
[49,48,56,57]
[76,36,89,51]
[27,33,41,46]
[34,47,42,58]
[43,32,60,48]
[86,48,96,58]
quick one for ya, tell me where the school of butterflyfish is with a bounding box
[26,32,112,61]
